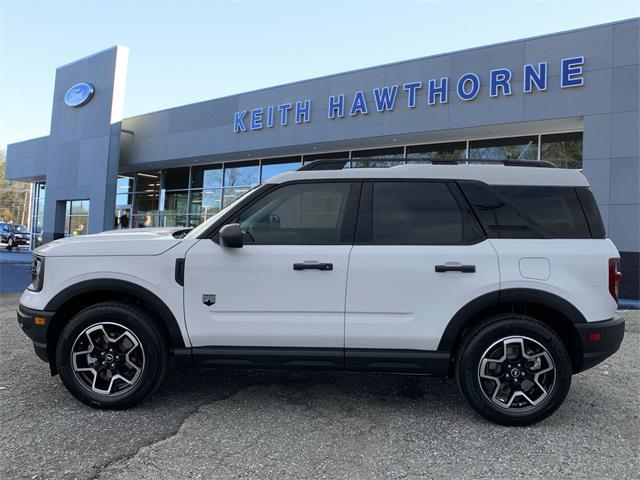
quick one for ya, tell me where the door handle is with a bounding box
[293,262,333,271]
[435,264,476,273]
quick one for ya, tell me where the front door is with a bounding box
[184,181,360,357]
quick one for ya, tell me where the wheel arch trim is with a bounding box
[438,288,587,351]
[44,279,186,349]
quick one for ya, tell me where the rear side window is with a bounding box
[576,187,606,238]
[369,182,481,245]
[460,182,592,239]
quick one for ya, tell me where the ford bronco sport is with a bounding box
[17,159,624,425]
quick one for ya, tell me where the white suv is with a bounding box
[17,160,625,425]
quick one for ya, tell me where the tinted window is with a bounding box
[461,182,591,239]
[576,187,606,238]
[371,182,478,245]
[236,183,353,245]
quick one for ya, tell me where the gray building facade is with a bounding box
[5,19,639,300]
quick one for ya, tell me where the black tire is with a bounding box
[456,314,572,426]
[6,238,13,251]
[56,302,168,409]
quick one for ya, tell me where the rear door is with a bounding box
[184,181,360,358]
[344,180,500,370]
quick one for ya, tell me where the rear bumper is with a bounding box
[576,316,625,372]
[17,304,54,363]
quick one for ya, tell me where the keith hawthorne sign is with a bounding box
[233,56,585,133]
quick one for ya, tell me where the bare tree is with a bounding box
[0,150,31,225]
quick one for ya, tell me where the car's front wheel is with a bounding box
[56,302,168,409]
[6,238,14,251]
[456,315,572,426]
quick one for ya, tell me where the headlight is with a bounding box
[28,255,45,292]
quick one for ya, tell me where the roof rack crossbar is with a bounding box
[298,158,557,171]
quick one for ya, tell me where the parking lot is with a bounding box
[0,292,638,480]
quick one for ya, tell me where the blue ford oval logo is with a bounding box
[64,82,95,107]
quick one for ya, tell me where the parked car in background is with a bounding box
[1,222,30,251]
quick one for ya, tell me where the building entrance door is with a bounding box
[115,207,132,229]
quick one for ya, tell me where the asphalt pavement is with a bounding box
[0,293,638,480]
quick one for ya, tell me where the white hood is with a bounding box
[34,227,188,257]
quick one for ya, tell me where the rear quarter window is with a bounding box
[460,182,593,239]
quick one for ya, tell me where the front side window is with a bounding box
[370,182,479,245]
[235,182,354,245]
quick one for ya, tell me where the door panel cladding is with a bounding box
[519,257,551,280]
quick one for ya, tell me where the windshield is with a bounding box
[10,224,26,232]
[184,185,265,239]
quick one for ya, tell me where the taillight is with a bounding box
[608,258,623,302]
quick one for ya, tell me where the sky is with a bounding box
[1,0,638,149]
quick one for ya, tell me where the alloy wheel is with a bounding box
[70,322,145,396]
[477,336,555,411]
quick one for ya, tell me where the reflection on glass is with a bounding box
[132,214,157,228]
[469,136,538,160]
[223,187,252,207]
[64,200,90,236]
[261,159,301,181]
[224,162,259,187]
[192,165,223,189]
[350,147,405,168]
[161,215,189,227]
[406,142,467,161]
[541,132,583,168]
[190,189,222,217]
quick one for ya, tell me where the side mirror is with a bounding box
[219,223,244,248]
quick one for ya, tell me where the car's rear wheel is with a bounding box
[456,315,572,426]
[56,302,168,409]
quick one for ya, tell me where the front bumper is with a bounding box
[576,316,625,372]
[17,304,54,363]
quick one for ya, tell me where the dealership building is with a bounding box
[5,18,639,300]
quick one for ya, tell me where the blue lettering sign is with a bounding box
[328,94,345,119]
[267,106,275,127]
[490,68,512,97]
[233,111,247,132]
[373,85,398,112]
[295,100,311,123]
[250,108,263,130]
[524,62,548,93]
[561,56,584,88]
[350,90,368,116]
[278,103,292,126]
[428,77,448,105]
[403,81,422,108]
[457,73,480,101]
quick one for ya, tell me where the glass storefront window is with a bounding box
[469,136,538,160]
[350,146,405,168]
[161,215,189,227]
[223,186,253,207]
[190,189,222,217]
[116,176,133,206]
[224,161,260,187]
[134,171,161,192]
[164,191,189,215]
[132,214,157,228]
[191,165,223,189]
[64,200,89,236]
[164,167,190,190]
[303,151,349,164]
[261,157,301,181]
[406,141,467,161]
[541,132,583,168]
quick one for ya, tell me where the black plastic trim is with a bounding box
[177,346,450,374]
[44,279,186,349]
[175,258,185,286]
[17,304,54,362]
[437,288,588,351]
[575,316,625,372]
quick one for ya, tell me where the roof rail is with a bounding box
[298,158,557,171]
